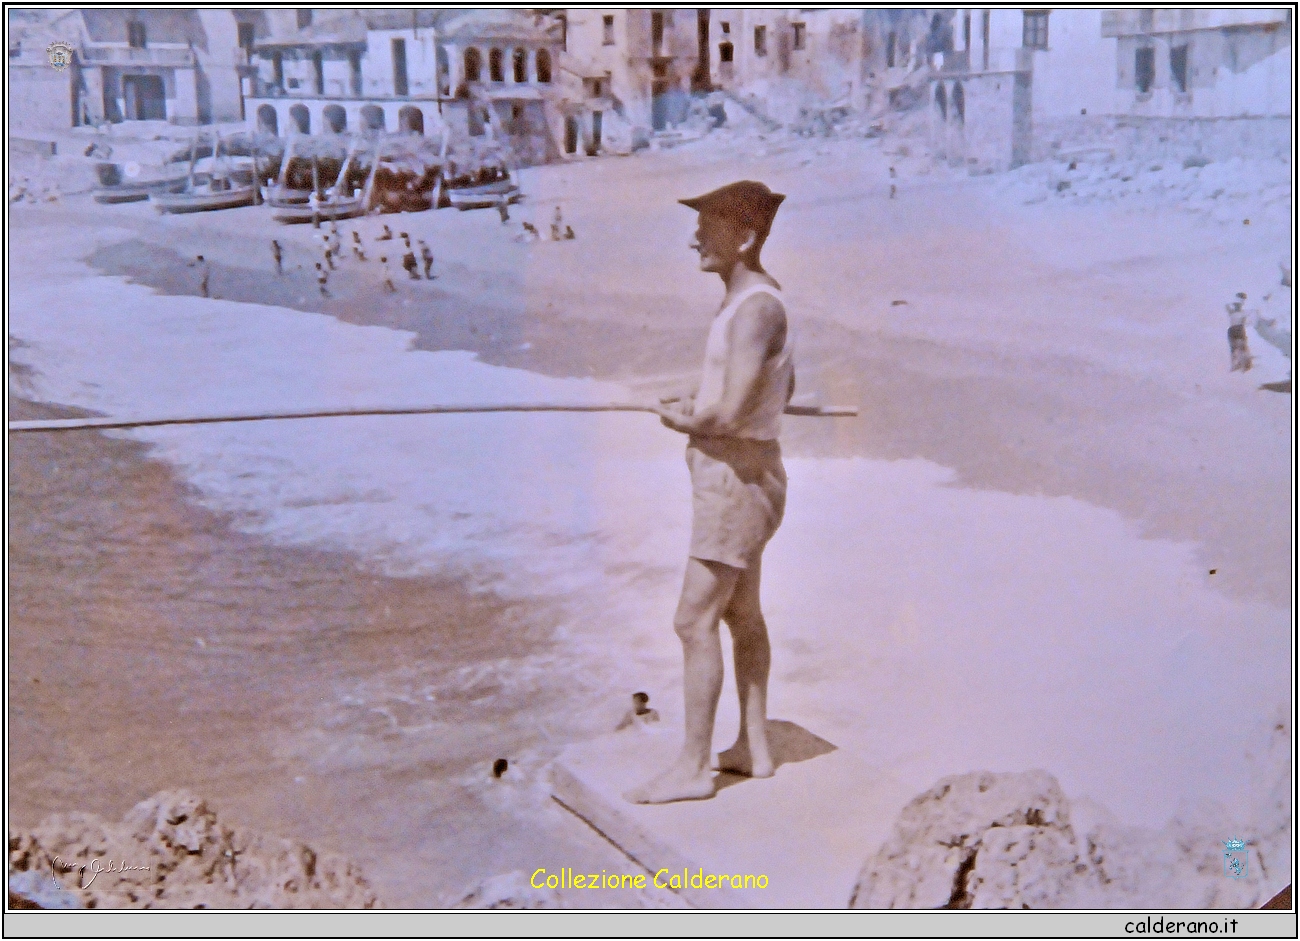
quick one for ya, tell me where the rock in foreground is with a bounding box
[8,790,378,909]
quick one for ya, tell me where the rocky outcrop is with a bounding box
[852,710,1291,909]
[8,790,378,909]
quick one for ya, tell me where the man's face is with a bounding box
[690,211,752,273]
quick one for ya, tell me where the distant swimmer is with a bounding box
[564,225,576,240]
[615,692,661,731]
[315,261,330,298]
[521,221,540,242]
[380,256,396,293]
[271,239,283,276]
[497,196,510,224]
[402,245,420,280]
[353,244,367,262]
[550,205,563,241]
[377,224,393,241]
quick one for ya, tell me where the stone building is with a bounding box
[557,7,703,149]
[7,8,245,131]
[242,8,562,164]
[930,8,1293,173]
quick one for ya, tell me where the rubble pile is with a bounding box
[8,790,378,909]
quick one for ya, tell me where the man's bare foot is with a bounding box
[714,738,775,778]
[623,760,717,804]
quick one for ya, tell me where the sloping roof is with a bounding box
[81,8,207,49]
[437,8,559,45]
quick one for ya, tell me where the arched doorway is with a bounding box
[488,48,504,82]
[398,105,424,135]
[464,47,482,83]
[257,104,278,136]
[289,103,310,134]
[536,48,552,83]
[512,47,527,83]
[360,104,385,132]
[323,104,347,133]
[934,83,947,121]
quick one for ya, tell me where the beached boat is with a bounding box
[445,177,521,210]
[151,183,256,214]
[272,137,373,225]
[149,128,255,214]
[94,176,189,204]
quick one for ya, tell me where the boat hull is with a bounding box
[272,199,367,224]
[447,182,521,210]
[94,176,189,204]
[151,187,256,213]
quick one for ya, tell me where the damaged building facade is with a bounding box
[929,8,1293,172]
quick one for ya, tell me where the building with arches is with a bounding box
[242,8,563,165]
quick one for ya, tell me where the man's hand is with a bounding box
[652,400,697,435]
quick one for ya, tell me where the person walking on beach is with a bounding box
[497,195,511,224]
[271,239,283,276]
[402,244,420,280]
[190,255,210,298]
[419,240,434,279]
[315,261,330,298]
[625,181,793,805]
[379,256,397,293]
[550,205,564,241]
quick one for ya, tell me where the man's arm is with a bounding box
[656,293,786,437]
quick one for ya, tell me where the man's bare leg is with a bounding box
[624,558,739,804]
[715,556,775,778]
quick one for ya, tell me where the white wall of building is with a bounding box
[1029,9,1116,121]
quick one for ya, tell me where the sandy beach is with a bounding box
[8,128,1292,907]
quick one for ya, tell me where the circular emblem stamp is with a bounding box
[47,40,75,71]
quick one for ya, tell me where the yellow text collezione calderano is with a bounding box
[531,867,769,891]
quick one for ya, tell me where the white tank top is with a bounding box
[693,284,794,441]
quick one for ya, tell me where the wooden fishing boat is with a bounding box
[150,128,255,214]
[272,137,374,224]
[151,182,256,213]
[94,175,189,204]
[445,177,520,210]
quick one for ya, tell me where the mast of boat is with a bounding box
[360,135,384,213]
[330,136,359,203]
[184,126,202,191]
[276,132,296,189]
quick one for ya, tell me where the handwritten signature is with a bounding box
[50,855,151,890]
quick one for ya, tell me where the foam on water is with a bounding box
[12,274,1290,832]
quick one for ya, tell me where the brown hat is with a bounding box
[679,180,785,233]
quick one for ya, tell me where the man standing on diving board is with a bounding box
[626,181,794,805]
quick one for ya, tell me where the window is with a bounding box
[127,21,146,48]
[237,22,255,51]
[754,25,767,57]
[719,41,733,63]
[651,11,664,55]
[488,47,503,82]
[1135,46,1154,94]
[536,48,551,83]
[296,9,312,30]
[792,23,806,51]
[1170,44,1188,93]
[602,15,615,46]
[886,31,896,68]
[1022,11,1049,50]
[1138,9,1154,33]
[464,47,481,83]
[720,21,729,35]
[513,47,527,83]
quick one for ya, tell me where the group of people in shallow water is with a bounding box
[267,221,435,299]
[516,205,576,243]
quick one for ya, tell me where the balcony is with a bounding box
[81,44,196,68]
